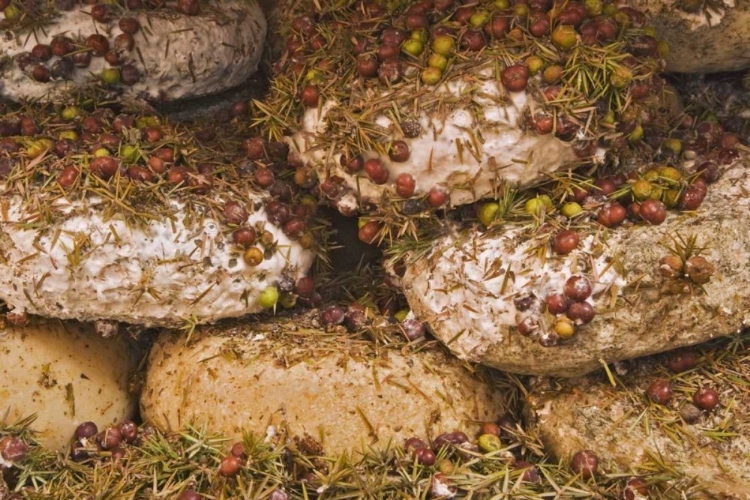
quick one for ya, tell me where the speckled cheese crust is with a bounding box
[288,78,580,208]
[401,163,750,376]
[0,1,266,102]
[0,192,314,327]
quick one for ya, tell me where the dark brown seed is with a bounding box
[377,42,400,62]
[167,166,188,184]
[381,26,408,45]
[378,60,402,84]
[401,318,425,341]
[81,116,103,134]
[230,100,249,117]
[404,437,427,453]
[516,315,540,336]
[230,442,246,459]
[570,450,599,479]
[254,168,275,188]
[563,275,592,302]
[693,386,719,411]
[283,218,307,239]
[31,44,53,61]
[567,301,595,325]
[118,16,140,34]
[104,50,124,66]
[241,137,265,159]
[461,30,486,51]
[685,255,714,284]
[218,455,241,477]
[20,116,38,136]
[433,431,469,449]
[340,154,363,174]
[645,379,672,405]
[86,34,110,56]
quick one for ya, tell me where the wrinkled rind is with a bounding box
[0,1,266,102]
[0,320,139,450]
[525,352,750,498]
[0,194,314,327]
[629,0,750,73]
[402,162,750,377]
[140,322,509,455]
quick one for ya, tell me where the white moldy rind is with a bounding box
[0,1,266,102]
[0,192,314,327]
[402,162,750,377]
[288,77,579,208]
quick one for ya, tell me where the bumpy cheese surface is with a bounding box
[0,0,266,101]
[0,193,314,327]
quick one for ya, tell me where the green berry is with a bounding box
[525,56,544,76]
[93,147,110,157]
[628,123,643,142]
[394,309,409,322]
[478,202,500,227]
[428,53,448,71]
[258,286,279,309]
[410,29,428,43]
[61,106,81,120]
[584,0,602,16]
[561,202,583,218]
[469,10,489,28]
[478,434,502,453]
[3,4,21,20]
[58,130,78,141]
[421,67,442,85]
[431,35,454,56]
[551,25,577,50]
[279,292,297,309]
[494,0,510,8]
[101,68,120,84]
[525,195,553,215]
[120,144,139,163]
[609,66,632,89]
[662,138,682,156]
[402,39,424,57]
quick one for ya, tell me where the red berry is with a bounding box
[413,447,436,465]
[563,275,592,302]
[301,85,320,107]
[395,173,416,197]
[364,158,389,184]
[501,64,530,92]
[692,387,719,411]
[645,379,672,405]
[427,186,449,208]
[570,450,599,479]
[388,140,410,162]
[218,455,241,477]
[552,229,579,255]
[665,349,699,373]
[639,198,667,225]
[567,301,595,325]
[545,293,569,315]
[597,203,627,227]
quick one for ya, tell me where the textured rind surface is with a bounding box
[140,322,509,455]
[525,352,750,499]
[401,162,750,377]
[0,320,138,450]
[0,194,314,327]
[630,0,750,73]
[0,1,266,102]
[290,83,579,209]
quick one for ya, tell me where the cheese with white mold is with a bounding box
[289,76,579,209]
[0,192,314,327]
[0,0,266,102]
